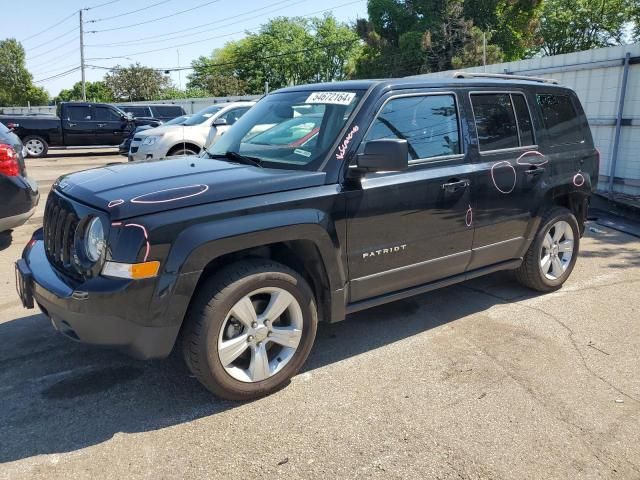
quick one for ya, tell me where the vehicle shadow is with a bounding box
[0,272,535,464]
[44,150,119,159]
[0,231,12,252]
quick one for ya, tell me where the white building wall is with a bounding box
[422,44,640,196]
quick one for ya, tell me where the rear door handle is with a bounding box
[525,167,545,176]
[97,123,106,128]
[441,179,470,192]
[68,122,76,127]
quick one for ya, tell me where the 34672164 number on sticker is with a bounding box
[305,91,356,106]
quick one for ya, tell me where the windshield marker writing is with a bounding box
[336,126,359,160]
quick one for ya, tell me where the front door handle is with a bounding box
[97,123,106,128]
[441,179,470,192]
[68,122,76,127]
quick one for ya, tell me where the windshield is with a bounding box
[183,105,223,126]
[165,115,189,125]
[207,90,365,170]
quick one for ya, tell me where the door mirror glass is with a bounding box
[356,139,408,172]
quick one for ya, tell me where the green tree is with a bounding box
[54,81,114,103]
[104,63,172,101]
[0,38,49,106]
[452,27,503,68]
[463,0,543,60]
[188,15,361,94]
[537,0,638,55]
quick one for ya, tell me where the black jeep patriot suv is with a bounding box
[16,73,598,400]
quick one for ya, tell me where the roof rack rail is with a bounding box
[452,71,559,85]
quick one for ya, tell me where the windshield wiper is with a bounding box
[207,151,263,168]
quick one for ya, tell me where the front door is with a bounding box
[465,91,548,270]
[345,92,474,303]
[63,104,96,146]
[94,105,128,145]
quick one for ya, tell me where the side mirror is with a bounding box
[355,139,409,173]
[212,117,228,127]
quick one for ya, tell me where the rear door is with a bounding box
[94,105,128,145]
[345,91,474,302]
[466,90,548,270]
[63,105,96,146]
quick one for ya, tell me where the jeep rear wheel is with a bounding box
[515,207,580,292]
[182,259,318,400]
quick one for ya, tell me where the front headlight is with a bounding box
[85,217,106,262]
[142,135,161,146]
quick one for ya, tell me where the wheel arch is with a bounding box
[167,142,201,156]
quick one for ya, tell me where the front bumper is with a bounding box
[17,239,180,359]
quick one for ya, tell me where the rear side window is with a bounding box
[471,94,519,151]
[365,94,460,161]
[94,106,121,121]
[67,106,92,121]
[151,105,184,117]
[536,94,584,145]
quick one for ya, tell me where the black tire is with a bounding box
[168,145,199,156]
[181,259,318,401]
[515,206,580,292]
[23,135,49,158]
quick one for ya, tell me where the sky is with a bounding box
[5,0,369,97]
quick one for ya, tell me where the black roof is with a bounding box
[275,75,570,94]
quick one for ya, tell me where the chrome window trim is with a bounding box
[358,91,465,166]
[468,90,537,155]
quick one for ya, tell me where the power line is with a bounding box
[87,0,172,23]
[89,0,222,33]
[84,0,124,11]
[34,66,81,84]
[86,0,365,61]
[86,0,302,47]
[25,25,77,52]
[20,11,77,43]
[26,36,80,62]
[31,62,80,77]
[88,39,360,72]
[28,46,80,70]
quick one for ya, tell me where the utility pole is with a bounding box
[482,31,487,72]
[79,9,86,101]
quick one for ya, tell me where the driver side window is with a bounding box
[364,94,461,162]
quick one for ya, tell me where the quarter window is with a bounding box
[365,94,460,161]
[536,94,584,145]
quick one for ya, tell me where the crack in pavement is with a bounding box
[461,283,640,405]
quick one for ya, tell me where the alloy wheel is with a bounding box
[540,220,575,280]
[25,139,44,156]
[217,287,303,383]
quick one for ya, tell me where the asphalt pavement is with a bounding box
[0,149,639,479]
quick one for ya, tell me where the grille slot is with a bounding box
[43,194,82,280]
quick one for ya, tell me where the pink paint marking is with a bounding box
[573,172,585,187]
[336,125,360,160]
[108,199,125,208]
[130,184,209,204]
[490,161,517,194]
[465,204,473,227]
[516,150,548,166]
[112,223,150,261]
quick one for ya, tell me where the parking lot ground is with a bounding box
[1,151,639,480]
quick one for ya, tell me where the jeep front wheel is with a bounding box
[182,259,318,400]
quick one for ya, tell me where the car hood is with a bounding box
[55,156,326,220]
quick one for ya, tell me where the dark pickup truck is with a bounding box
[16,74,598,401]
[0,103,158,158]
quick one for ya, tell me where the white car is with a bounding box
[129,102,254,161]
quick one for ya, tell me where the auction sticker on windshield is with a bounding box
[305,91,356,106]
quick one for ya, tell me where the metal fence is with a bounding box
[420,43,640,197]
